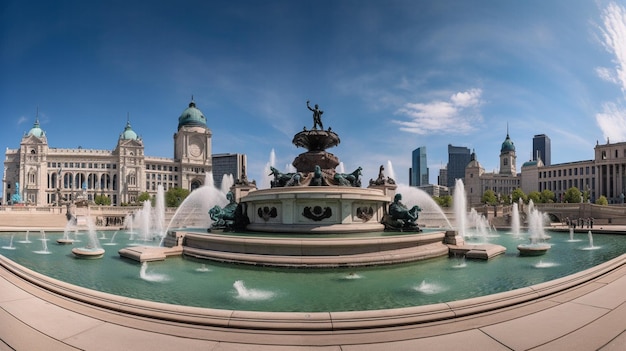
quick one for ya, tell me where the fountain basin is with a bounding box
[161,230,448,267]
[56,239,74,245]
[1,252,623,331]
[72,247,105,259]
[242,187,388,234]
[517,243,551,256]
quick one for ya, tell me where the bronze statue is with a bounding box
[382,193,421,232]
[306,100,324,130]
[208,191,245,231]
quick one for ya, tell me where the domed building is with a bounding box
[2,99,248,206]
[464,129,520,206]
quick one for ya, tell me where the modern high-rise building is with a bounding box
[447,145,471,188]
[533,134,551,166]
[410,147,429,186]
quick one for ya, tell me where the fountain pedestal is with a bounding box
[242,187,387,233]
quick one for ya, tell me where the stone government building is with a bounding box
[464,130,626,206]
[3,99,246,206]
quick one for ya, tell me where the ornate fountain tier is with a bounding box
[292,129,340,151]
[241,186,388,234]
[292,150,340,173]
[291,129,341,173]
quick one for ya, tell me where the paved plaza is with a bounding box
[0,224,624,350]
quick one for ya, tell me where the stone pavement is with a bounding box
[0,253,624,350]
[0,224,625,350]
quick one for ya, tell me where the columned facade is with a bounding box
[595,141,626,203]
[3,99,246,206]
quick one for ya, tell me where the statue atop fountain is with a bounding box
[306,100,324,130]
[369,165,396,186]
[239,99,392,234]
[382,193,422,232]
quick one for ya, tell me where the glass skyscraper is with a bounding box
[447,144,471,188]
[410,147,429,186]
[533,134,551,166]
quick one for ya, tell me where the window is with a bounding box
[602,151,607,160]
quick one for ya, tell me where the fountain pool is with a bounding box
[1,229,623,312]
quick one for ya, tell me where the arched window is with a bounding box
[190,179,202,191]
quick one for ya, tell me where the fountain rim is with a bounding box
[241,186,389,199]
[1,252,623,331]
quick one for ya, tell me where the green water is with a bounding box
[1,230,624,312]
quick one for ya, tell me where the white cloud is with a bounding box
[596,102,626,142]
[450,88,483,107]
[595,66,618,84]
[598,2,626,95]
[595,2,626,142]
[16,116,28,126]
[393,88,483,135]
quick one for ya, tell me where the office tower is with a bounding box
[533,134,551,166]
[411,147,429,186]
[447,144,471,187]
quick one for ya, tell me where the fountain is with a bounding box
[1,99,623,345]
[453,179,468,238]
[1,234,16,250]
[33,230,51,254]
[233,280,275,301]
[17,230,31,244]
[517,200,551,256]
[581,231,601,250]
[446,179,506,259]
[103,231,119,246]
[57,217,76,244]
[71,217,105,259]
[139,262,169,282]
[511,202,520,236]
[160,102,456,267]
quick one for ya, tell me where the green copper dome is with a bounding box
[501,133,515,153]
[120,120,139,140]
[178,99,207,130]
[27,118,45,138]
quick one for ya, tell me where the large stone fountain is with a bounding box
[240,101,395,234]
[148,101,446,267]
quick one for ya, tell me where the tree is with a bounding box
[563,187,582,203]
[596,195,608,205]
[540,189,555,203]
[433,195,452,208]
[166,187,190,208]
[482,189,497,205]
[137,192,151,204]
[511,188,527,204]
[94,194,111,205]
[528,191,541,204]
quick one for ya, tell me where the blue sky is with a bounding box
[2,0,626,188]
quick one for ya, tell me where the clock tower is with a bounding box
[174,98,212,190]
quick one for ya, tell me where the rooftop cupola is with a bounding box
[177,97,207,130]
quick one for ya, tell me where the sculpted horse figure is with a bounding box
[334,166,362,187]
[387,193,421,230]
[209,192,238,228]
[269,166,301,187]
